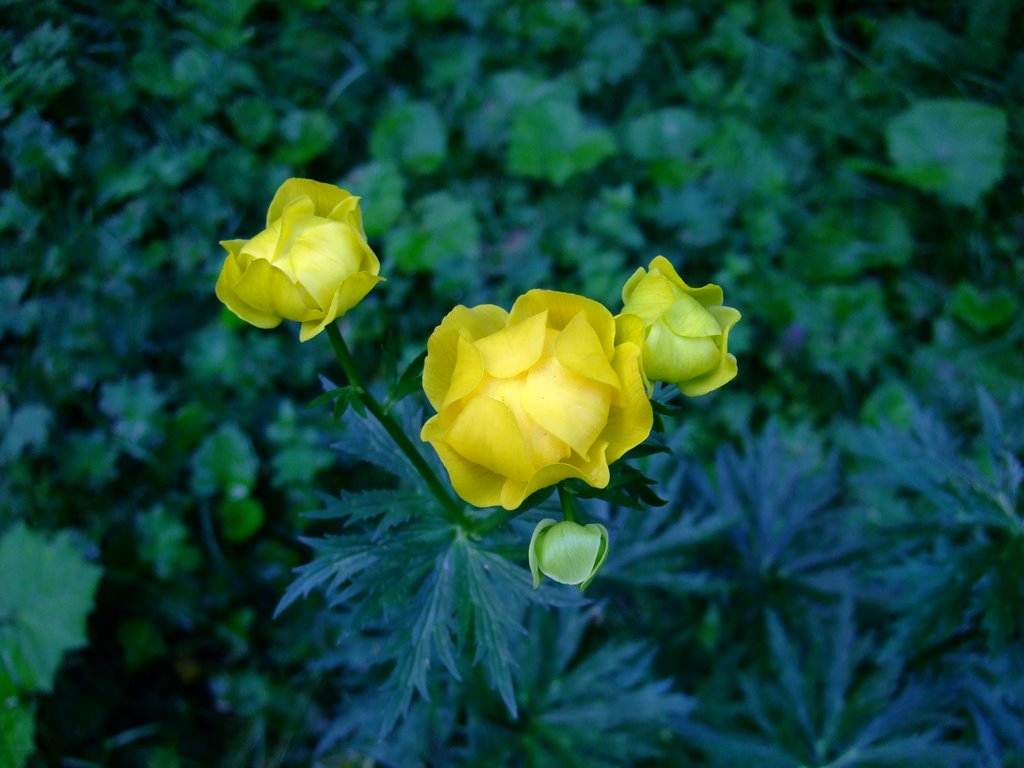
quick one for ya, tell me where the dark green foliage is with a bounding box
[2,0,1022,765]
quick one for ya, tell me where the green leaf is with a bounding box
[370,101,447,175]
[226,96,276,148]
[386,191,480,274]
[217,497,265,543]
[98,374,166,455]
[136,506,202,580]
[950,282,1017,333]
[274,109,338,165]
[0,404,51,462]
[387,350,428,406]
[886,99,1006,206]
[507,99,615,185]
[343,161,406,236]
[0,276,37,340]
[0,524,102,694]
[0,701,34,768]
[624,108,705,185]
[190,424,259,499]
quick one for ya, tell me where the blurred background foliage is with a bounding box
[1,0,1022,765]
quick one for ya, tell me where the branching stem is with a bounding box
[326,322,470,528]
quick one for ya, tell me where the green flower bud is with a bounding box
[621,255,741,397]
[528,518,609,591]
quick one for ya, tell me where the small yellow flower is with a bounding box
[421,290,653,510]
[529,519,609,590]
[215,178,383,342]
[621,256,741,396]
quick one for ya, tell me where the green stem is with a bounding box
[325,322,469,528]
[559,484,577,523]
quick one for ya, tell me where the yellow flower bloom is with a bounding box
[621,256,741,397]
[215,178,383,342]
[421,290,653,510]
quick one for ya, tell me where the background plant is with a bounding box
[1,0,1021,766]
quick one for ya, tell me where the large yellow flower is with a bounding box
[215,178,383,342]
[621,256,741,397]
[421,290,653,510]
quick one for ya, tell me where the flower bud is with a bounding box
[528,518,609,591]
[621,256,740,397]
[215,178,383,342]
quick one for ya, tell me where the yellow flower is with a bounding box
[529,519,609,590]
[215,178,383,342]
[621,256,741,397]
[421,290,653,511]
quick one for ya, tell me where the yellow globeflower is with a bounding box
[215,178,383,342]
[421,290,653,511]
[621,256,741,397]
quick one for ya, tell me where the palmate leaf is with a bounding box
[681,597,969,767]
[948,652,1024,765]
[460,607,692,768]
[846,389,1024,647]
[600,461,734,594]
[281,398,551,740]
[0,524,102,694]
[637,423,859,600]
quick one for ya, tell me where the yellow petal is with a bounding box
[621,265,647,305]
[328,195,367,240]
[522,357,611,459]
[603,343,653,463]
[474,309,548,379]
[423,305,508,412]
[443,334,485,408]
[219,239,247,258]
[233,258,320,324]
[644,321,721,382]
[215,250,282,329]
[662,293,722,338]
[276,196,317,257]
[648,256,724,306]
[447,396,535,482]
[422,415,506,508]
[620,271,675,325]
[509,290,615,357]
[678,305,741,396]
[507,463,585,511]
[298,271,384,342]
[614,312,646,348]
[679,353,738,397]
[478,376,571,468]
[708,305,742,334]
[241,222,283,268]
[288,220,363,309]
[554,312,621,391]
[266,178,354,224]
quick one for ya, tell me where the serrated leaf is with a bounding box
[310,489,429,540]
[0,524,101,694]
[387,350,428,406]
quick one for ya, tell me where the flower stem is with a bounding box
[325,322,469,528]
[559,484,577,523]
